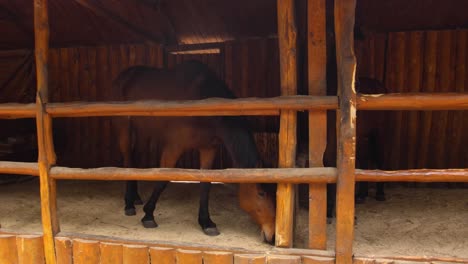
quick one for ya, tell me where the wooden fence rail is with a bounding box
[0,161,39,175]
[0,103,36,118]
[1,92,467,119]
[357,92,468,110]
[1,161,467,183]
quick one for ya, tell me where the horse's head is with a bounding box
[239,183,276,244]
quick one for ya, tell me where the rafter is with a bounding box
[73,0,171,44]
[136,0,178,44]
[0,4,34,42]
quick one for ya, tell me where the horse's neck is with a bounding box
[217,118,258,168]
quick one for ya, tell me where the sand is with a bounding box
[0,179,466,258]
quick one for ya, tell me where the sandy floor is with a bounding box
[0,179,467,258]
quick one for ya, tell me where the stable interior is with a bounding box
[0,0,467,260]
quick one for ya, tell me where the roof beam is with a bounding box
[137,0,178,43]
[0,5,34,42]
[73,0,169,44]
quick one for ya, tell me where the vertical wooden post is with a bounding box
[334,0,357,263]
[34,0,59,263]
[307,0,328,250]
[276,0,298,248]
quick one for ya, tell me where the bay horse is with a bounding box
[111,60,276,243]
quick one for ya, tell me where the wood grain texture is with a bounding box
[50,166,337,183]
[0,103,36,118]
[357,93,468,110]
[150,247,175,264]
[450,30,467,168]
[433,30,455,168]
[302,255,335,264]
[266,255,301,264]
[417,31,438,168]
[55,237,72,264]
[234,254,266,264]
[72,239,100,264]
[276,0,298,248]
[0,235,18,264]
[100,242,123,264]
[46,96,337,117]
[17,235,45,264]
[0,161,39,176]
[334,0,357,263]
[34,1,59,264]
[122,244,149,264]
[405,31,423,169]
[307,0,327,250]
[355,168,468,182]
[389,32,406,169]
[203,251,233,264]
[175,249,202,264]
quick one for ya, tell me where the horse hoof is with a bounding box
[376,195,386,201]
[203,227,220,236]
[125,208,136,216]
[142,219,158,228]
[355,196,366,204]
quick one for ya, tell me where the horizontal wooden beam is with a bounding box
[0,162,465,184]
[0,161,39,176]
[0,103,37,118]
[46,96,338,117]
[50,166,338,183]
[1,93,466,120]
[355,168,468,182]
[357,93,468,110]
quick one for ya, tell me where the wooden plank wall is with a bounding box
[354,29,468,170]
[48,44,164,168]
[33,29,468,171]
[47,39,281,169]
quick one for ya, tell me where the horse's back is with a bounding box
[111,61,228,152]
[112,61,230,101]
[112,65,203,101]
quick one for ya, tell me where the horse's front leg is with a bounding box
[141,146,181,228]
[198,147,219,236]
[141,181,169,228]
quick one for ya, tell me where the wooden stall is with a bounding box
[0,0,467,263]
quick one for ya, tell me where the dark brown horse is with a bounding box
[325,77,387,217]
[354,77,386,203]
[111,60,276,243]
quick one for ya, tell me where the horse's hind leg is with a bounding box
[375,182,385,201]
[356,182,369,204]
[118,119,142,216]
[141,146,181,228]
[198,147,219,236]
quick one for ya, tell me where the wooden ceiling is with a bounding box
[0,0,467,50]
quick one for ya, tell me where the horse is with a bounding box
[299,77,387,218]
[354,77,387,203]
[326,77,387,217]
[111,60,276,243]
